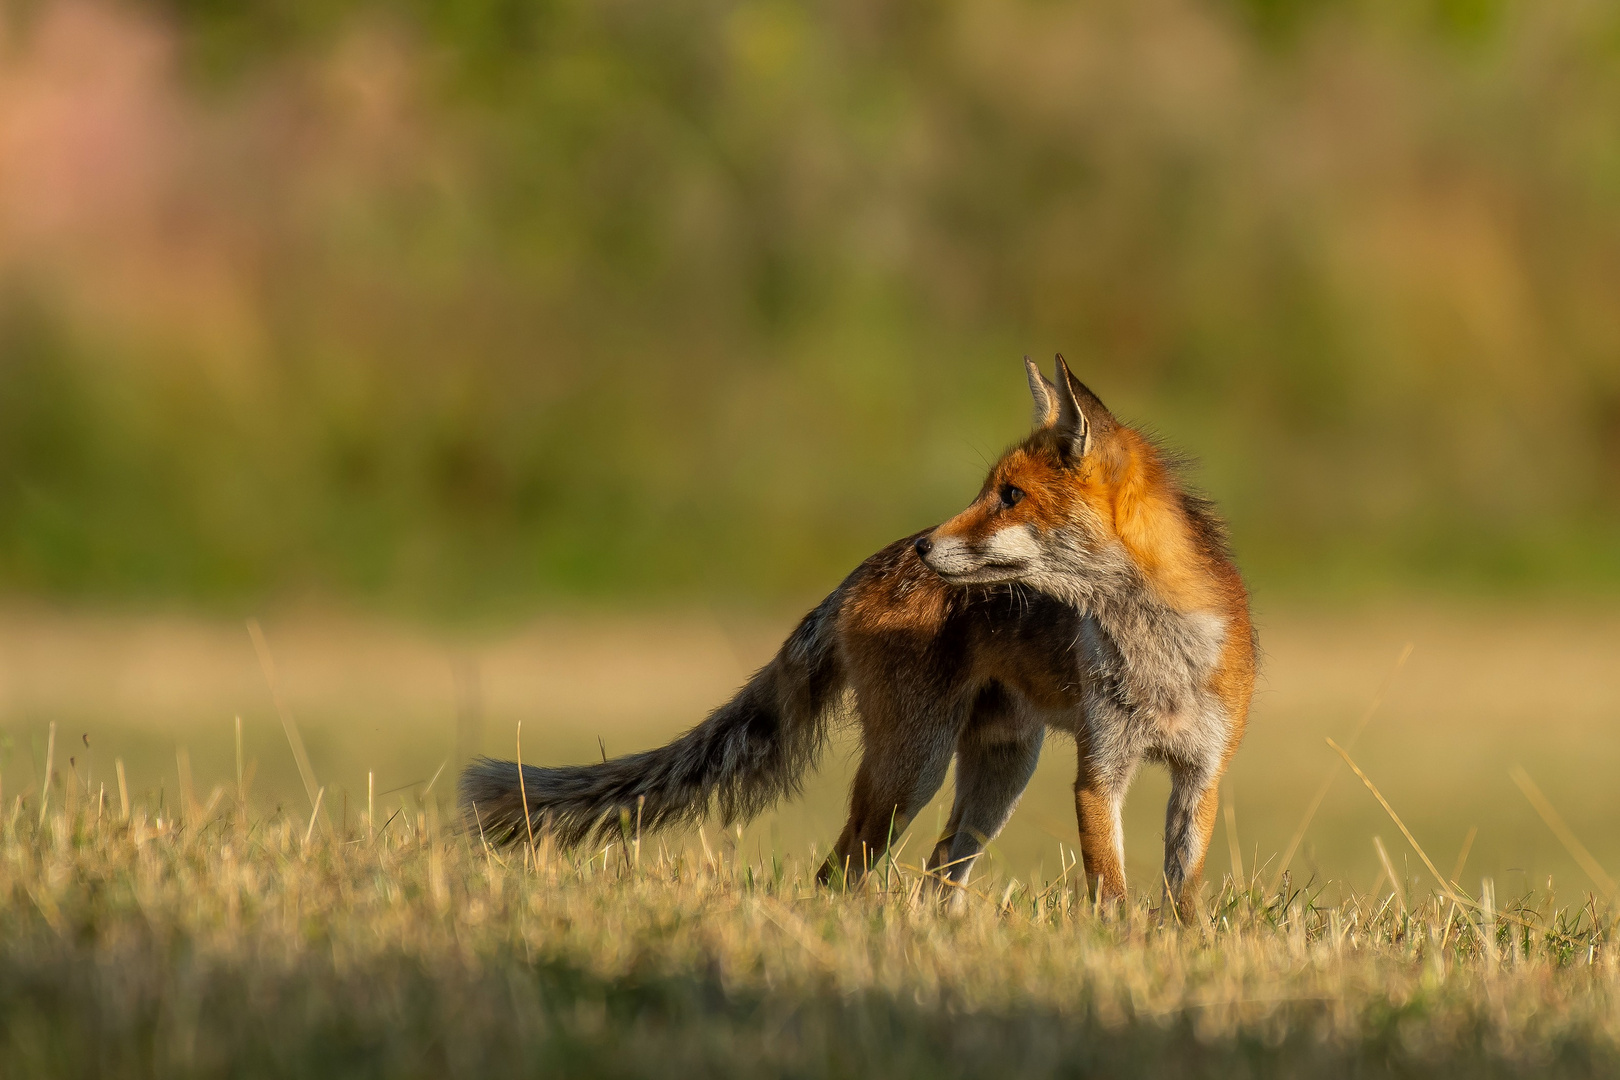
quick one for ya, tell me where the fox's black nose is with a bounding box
[914,535,934,558]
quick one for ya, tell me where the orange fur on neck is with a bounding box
[1104,432,1220,614]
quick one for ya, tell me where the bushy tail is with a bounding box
[458,592,846,848]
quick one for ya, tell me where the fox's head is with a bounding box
[916,356,1230,611]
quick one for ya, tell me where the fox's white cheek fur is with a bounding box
[980,524,1042,565]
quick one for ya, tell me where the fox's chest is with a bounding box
[1077,610,1231,754]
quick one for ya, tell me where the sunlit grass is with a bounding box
[2,783,1618,1078]
[3,606,1618,1075]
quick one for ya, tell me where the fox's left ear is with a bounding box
[1024,355,1061,428]
[1052,354,1115,460]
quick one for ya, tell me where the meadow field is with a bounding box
[6,0,1620,1074]
[2,602,1618,1075]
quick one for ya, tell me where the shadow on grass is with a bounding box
[1,943,1613,1080]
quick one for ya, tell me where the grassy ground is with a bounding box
[1,795,1617,1078]
[2,603,1619,1075]
[3,602,1618,892]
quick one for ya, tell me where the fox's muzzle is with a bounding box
[917,524,1045,584]
[916,532,990,579]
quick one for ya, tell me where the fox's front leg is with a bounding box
[1162,763,1221,921]
[1074,759,1128,905]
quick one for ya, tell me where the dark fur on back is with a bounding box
[459,592,846,847]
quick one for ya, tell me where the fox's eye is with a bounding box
[1000,485,1024,508]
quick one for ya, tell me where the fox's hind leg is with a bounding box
[818,688,964,888]
[926,686,1043,891]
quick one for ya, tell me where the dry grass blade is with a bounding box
[247,618,324,819]
[1272,643,1413,892]
[39,721,56,827]
[421,760,448,801]
[1035,846,1078,902]
[1480,877,1499,964]
[895,861,998,909]
[1327,737,1458,906]
[1510,766,1617,899]
[235,714,247,816]
[517,720,537,856]
[755,900,838,970]
[1224,786,1244,887]
[304,787,326,849]
[1450,825,1478,889]
[177,747,197,826]
[1372,836,1404,912]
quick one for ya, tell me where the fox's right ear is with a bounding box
[1025,356,1061,428]
[1052,354,1114,461]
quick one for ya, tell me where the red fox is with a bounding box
[461,357,1255,915]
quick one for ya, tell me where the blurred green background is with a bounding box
[4,0,1620,616]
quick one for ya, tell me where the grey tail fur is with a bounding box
[458,591,846,848]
